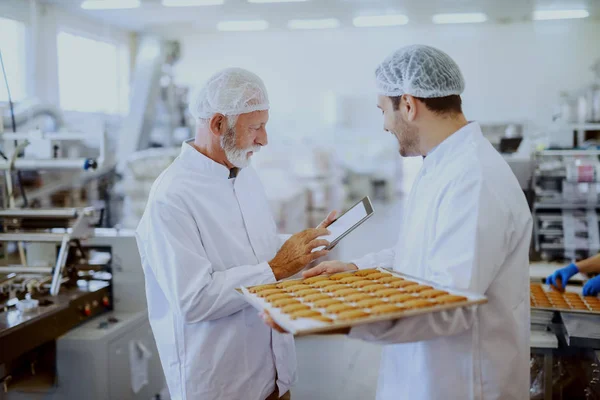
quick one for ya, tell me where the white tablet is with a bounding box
[318,196,374,250]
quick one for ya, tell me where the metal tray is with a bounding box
[237,267,488,336]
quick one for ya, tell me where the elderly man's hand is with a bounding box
[317,210,337,229]
[270,228,330,280]
[303,260,358,278]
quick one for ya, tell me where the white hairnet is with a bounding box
[189,67,269,119]
[375,45,465,98]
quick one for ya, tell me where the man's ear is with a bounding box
[209,114,228,137]
[403,95,418,122]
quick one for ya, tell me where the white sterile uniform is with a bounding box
[350,122,532,400]
[136,141,296,400]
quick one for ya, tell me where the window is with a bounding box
[0,17,27,103]
[57,30,129,114]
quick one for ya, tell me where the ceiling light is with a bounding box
[248,0,307,3]
[353,15,409,28]
[432,13,487,24]
[217,20,269,31]
[162,0,224,6]
[533,9,589,21]
[288,18,340,30]
[81,0,140,10]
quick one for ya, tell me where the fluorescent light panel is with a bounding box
[248,0,307,3]
[217,20,269,31]
[432,12,487,24]
[288,18,340,30]
[81,0,140,10]
[162,0,224,6]
[353,15,409,28]
[533,9,589,20]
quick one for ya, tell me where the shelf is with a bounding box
[538,229,563,235]
[537,149,600,157]
[534,203,600,210]
[569,123,600,131]
[541,243,592,250]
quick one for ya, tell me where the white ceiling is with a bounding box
[39,0,600,35]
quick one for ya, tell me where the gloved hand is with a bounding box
[546,263,579,291]
[583,275,600,296]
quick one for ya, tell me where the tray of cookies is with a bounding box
[237,267,488,335]
[530,283,600,314]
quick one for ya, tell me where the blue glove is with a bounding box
[546,263,579,289]
[583,275,600,296]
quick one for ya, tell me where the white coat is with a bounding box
[350,122,532,400]
[135,141,296,400]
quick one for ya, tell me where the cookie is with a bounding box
[334,288,361,297]
[284,284,310,293]
[388,280,419,289]
[303,293,332,302]
[434,295,468,304]
[310,315,334,323]
[290,310,323,320]
[388,293,417,303]
[313,298,343,308]
[354,298,385,308]
[404,285,433,293]
[364,272,392,280]
[303,276,331,284]
[330,272,357,280]
[373,288,404,298]
[271,298,302,308]
[353,269,380,277]
[295,289,321,297]
[419,289,449,299]
[322,284,350,293]
[369,304,404,315]
[336,310,369,321]
[265,293,293,302]
[256,289,286,298]
[377,276,404,284]
[325,303,356,314]
[339,276,364,284]
[249,283,278,293]
[361,284,388,293]
[403,299,433,309]
[351,280,378,288]
[344,293,373,302]
[281,303,311,313]
[276,280,303,289]
[311,280,339,288]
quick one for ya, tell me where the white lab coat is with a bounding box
[135,142,296,400]
[349,122,532,400]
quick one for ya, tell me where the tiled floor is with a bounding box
[293,198,404,400]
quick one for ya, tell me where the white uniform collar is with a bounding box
[179,139,232,180]
[422,121,481,172]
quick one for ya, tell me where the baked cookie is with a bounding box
[404,285,433,293]
[311,280,339,288]
[434,295,468,304]
[295,289,321,297]
[325,304,356,314]
[353,269,380,277]
[388,280,419,289]
[354,298,385,308]
[313,298,343,308]
[419,289,449,299]
[339,276,364,284]
[377,276,404,284]
[388,293,417,303]
[403,299,433,309]
[364,272,392,280]
[290,310,323,320]
[344,293,373,302]
[256,289,286,298]
[265,293,293,302]
[361,284,388,293]
[277,280,304,289]
[373,288,404,298]
[303,276,331,284]
[249,283,278,293]
[334,288,361,297]
[350,280,378,288]
[336,310,369,321]
[310,315,334,323]
[303,293,332,302]
[329,272,357,280]
[369,304,404,315]
[322,284,350,293]
[284,284,310,293]
[271,298,302,308]
[281,303,311,313]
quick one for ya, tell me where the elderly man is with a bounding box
[136,68,332,400]
[266,45,532,400]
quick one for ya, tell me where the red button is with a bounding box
[84,305,92,316]
[102,296,110,307]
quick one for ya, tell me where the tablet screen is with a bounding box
[316,197,373,250]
